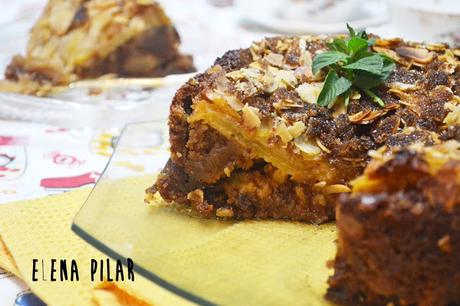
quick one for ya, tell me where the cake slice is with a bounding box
[147,33,460,223]
[1,0,195,96]
[327,141,460,306]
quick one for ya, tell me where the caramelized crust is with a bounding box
[148,35,460,223]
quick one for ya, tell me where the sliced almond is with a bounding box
[323,184,351,194]
[288,121,306,138]
[242,104,261,129]
[395,47,434,64]
[295,82,322,104]
[275,120,292,144]
[264,52,284,67]
[372,46,406,64]
[294,137,321,156]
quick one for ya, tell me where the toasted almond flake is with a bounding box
[278,70,298,88]
[316,138,331,154]
[294,137,321,156]
[438,235,452,253]
[375,38,402,48]
[323,184,351,194]
[216,208,234,218]
[389,82,418,91]
[444,102,460,126]
[136,0,152,4]
[262,67,298,93]
[275,120,293,144]
[208,89,244,111]
[313,181,327,192]
[350,91,361,100]
[264,52,284,67]
[249,43,261,60]
[295,82,322,104]
[373,46,405,64]
[242,104,261,129]
[235,81,259,96]
[226,67,261,80]
[224,167,231,177]
[426,43,448,52]
[439,50,458,74]
[349,110,371,123]
[187,189,204,203]
[273,99,303,110]
[288,121,306,138]
[395,47,434,64]
[299,52,312,67]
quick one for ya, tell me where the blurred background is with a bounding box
[0,0,459,74]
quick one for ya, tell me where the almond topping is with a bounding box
[294,137,321,156]
[242,104,261,129]
[216,208,234,218]
[323,184,351,194]
[264,52,284,67]
[395,47,434,64]
[275,120,293,144]
[288,121,306,138]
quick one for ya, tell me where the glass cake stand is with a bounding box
[71,120,337,306]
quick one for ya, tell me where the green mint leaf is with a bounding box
[354,71,383,89]
[380,57,396,79]
[354,50,373,60]
[356,30,368,39]
[343,89,351,106]
[354,57,396,89]
[312,51,349,75]
[346,23,356,37]
[317,70,352,107]
[347,37,369,54]
[362,88,385,107]
[311,24,396,109]
[327,38,349,54]
[344,54,384,75]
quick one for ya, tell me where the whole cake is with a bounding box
[327,141,460,305]
[146,28,460,223]
[1,0,195,96]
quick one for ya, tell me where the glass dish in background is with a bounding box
[0,74,194,129]
[72,120,337,306]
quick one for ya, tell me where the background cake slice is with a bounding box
[147,32,460,223]
[1,0,195,96]
[327,141,460,306]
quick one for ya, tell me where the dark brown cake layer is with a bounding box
[75,26,195,78]
[327,143,460,306]
[149,35,460,223]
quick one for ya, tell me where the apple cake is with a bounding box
[146,33,460,224]
[327,140,460,305]
[1,0,195,96]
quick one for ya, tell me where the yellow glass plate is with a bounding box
[72,121,337,306]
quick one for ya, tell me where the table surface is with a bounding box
[0,0,418,304]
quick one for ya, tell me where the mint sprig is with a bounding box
[312,24,395,108]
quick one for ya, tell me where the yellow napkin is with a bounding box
[0,187,194,306]
[0,176,337,306]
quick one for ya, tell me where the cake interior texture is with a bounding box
[1,0,195,95]
[147,35,460,223]
[327,141,460,306]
